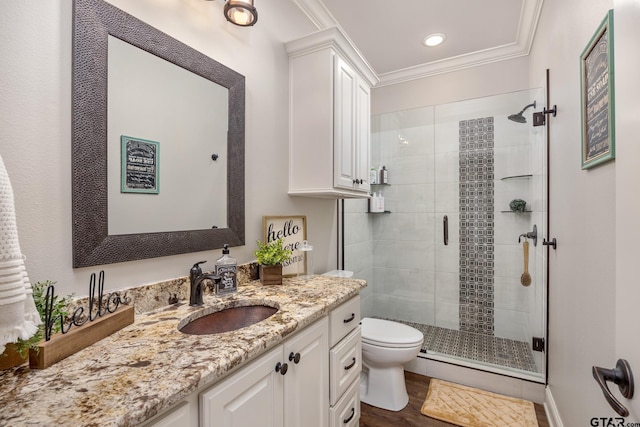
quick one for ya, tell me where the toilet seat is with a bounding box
[361,318,424,348]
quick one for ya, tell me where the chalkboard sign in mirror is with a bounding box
[580,9,615,170]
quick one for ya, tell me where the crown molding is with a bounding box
[291,0,544,87]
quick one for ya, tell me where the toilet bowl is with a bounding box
[360,317,424,411]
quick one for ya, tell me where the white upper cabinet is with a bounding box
[286,27,378,198]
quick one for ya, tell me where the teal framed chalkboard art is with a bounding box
[580,10,615,170]
[121,136,160,194]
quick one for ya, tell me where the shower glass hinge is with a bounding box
[532,337,545,352]
[533,111,546,126]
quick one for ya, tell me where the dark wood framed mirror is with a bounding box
[72,0,245,267]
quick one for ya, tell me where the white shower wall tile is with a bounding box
[344,241,372,275]
[371,293,435,325]
[494,275,531,312]
[435,181,459,213]
[388,154,431,185]
[495,145,530,178]
[434,121,459,154]
[435,302,460,331]
[382,183,434,213]
[343,198,369,214]
[372,240,434,270]
[372,212,433,242]
[393,126,434,158]
[435,271,460,304]
[344,212,372,246]
[494,244,524,278]
[494,212,528,245]
[494,309,528,342]
[361,293,373,318]
[373,266,435,301]
[435,239,459,274]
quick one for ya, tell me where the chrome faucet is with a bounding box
[189,261,220,306]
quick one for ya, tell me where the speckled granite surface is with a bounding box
[0,275,365,426]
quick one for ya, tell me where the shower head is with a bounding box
[508,101,537,124]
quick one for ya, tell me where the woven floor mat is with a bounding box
[420,379,538,427]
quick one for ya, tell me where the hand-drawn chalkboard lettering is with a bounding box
[121,135,160,193]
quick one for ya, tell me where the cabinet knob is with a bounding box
[275,362,288,375]
[288,352,301,364]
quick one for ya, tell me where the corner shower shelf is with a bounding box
[371,183,391,186]
[500,210,532,214]
[367,210,391,214]
[500,174,532,181]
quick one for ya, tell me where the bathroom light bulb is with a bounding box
[232,8,250,25]
[423,33,446,47]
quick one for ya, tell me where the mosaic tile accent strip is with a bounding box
[394,319,538,374]
[459,117,495,335]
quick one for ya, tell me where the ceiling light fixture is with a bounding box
[223,0,258,27]
[423,33,445,47]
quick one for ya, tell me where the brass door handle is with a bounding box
[592,359,634,417]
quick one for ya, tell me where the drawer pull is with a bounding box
[275,362,288,375]
[288,352,301,364]
[343,407,355,424]
[343,313,355,323]
[344,357,356,370]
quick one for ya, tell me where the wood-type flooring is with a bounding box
[359,371,550,427]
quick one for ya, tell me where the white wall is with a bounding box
[0,0,339,297]
[528,0,617,425]
[372,57,530,115]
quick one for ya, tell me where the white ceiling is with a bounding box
[292,0,544,86]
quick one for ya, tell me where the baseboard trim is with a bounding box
[543,386,564,427]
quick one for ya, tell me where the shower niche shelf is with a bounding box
[500,210,532,214]
[501,174,532,181]
[367,210,391,214]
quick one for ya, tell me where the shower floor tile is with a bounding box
[386,319,539,373]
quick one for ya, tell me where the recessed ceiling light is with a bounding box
[423,33,446,47]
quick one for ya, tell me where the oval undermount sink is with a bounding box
[179,305,279,335]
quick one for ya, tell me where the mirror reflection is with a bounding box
[72,0,245,268]
[107,36,228,235]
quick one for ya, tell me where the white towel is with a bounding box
[0,155,40,353]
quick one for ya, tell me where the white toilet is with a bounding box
[360,317,424,411]
[321,270,424,411]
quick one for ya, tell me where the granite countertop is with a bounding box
[0,276,366,426]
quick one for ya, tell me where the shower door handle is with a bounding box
[443,215,449,246]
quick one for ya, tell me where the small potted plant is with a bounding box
[0,280,72,370]
[254,238,292,285]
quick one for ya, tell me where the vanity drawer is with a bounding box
[329,326,361,405]
[329,376,360,427]
[329,295,360,347]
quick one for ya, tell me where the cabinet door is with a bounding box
[283,317,329,427]
[355,77,371,192]
[334,56,358,190]
[200,346,284,427]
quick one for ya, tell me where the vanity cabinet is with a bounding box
[286,27,378,199]
[200,317,328,427]
[328,296,361,426]
[144,296,362,427]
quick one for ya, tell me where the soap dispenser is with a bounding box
[215,244,237,296]
[297,240,314,279]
